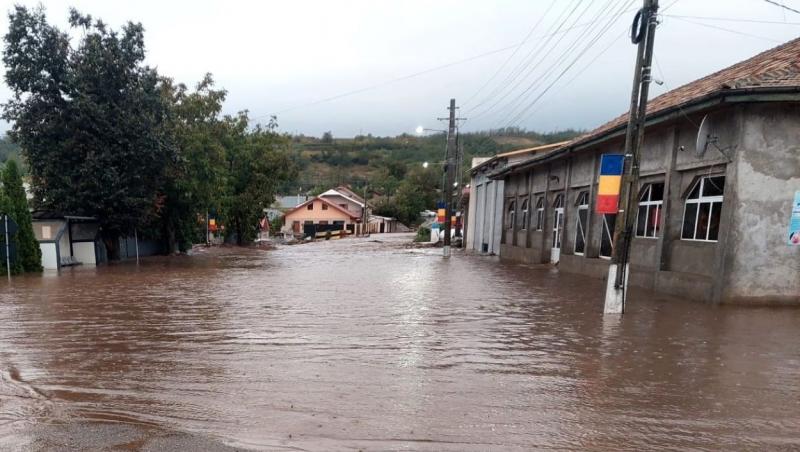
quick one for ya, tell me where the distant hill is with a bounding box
[282,128,583,195]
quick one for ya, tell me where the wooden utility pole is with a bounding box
[443,99,457,258]
[605,0,659,314]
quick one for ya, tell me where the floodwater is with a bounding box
[0,234,799,451]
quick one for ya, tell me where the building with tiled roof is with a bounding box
[466,141,570,256]
[486,37,800,305]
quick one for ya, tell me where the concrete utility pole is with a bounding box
[605,0,659,314]
[443,99,457,258]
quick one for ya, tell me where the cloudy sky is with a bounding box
[0,0,798,137]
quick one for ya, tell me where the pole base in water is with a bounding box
[443,245,451,258]
[604,264,627,314]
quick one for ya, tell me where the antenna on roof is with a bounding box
[695,114,734,161]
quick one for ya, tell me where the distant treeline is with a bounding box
[282,128,584,196]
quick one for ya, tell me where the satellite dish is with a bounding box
[695,114,715,158]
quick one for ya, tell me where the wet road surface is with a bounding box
[0,234,799,450]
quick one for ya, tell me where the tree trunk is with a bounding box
[102,231,121,261]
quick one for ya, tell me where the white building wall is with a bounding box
[72,242,97,265]
[40,243,58,270]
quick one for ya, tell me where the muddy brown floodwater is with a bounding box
[0,234,799,451]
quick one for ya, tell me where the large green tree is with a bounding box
[157,74,228,252]
[2,6,172,260]
[1,160,41,273]
[222,115,295,245]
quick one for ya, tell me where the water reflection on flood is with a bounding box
[0,235,799,450]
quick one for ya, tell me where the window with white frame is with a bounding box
[682,176,724,241]
[506,200,516,229]
[520,198,529,230]
[635,183,664,238]
[600,214,616,259]
[535,197,544,231]
[574,191,589,255]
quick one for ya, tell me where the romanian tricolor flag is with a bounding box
[596,154,624,214]
[437,208,446,223]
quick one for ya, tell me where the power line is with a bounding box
[500,0,630,125]
[248,4,612,123]
[664,14,800,25]
[467,0,589,120]
[465,0,586,117]
[461,0,558,107]
[763,0,800,15]
[503,0,636,127]
[669,16,783,42]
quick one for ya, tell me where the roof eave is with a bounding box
[491,86,800,179]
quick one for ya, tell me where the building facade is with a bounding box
[283,196,361,236]
[490,38,800,305]
[467,143,567,255]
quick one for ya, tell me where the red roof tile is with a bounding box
[568,37,800,148]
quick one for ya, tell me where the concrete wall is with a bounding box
[72,241,96,265]
[39,243,58,270]
[722,103,800,304]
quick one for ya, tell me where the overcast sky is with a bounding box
[0,0,798,137]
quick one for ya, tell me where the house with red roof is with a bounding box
[489,37,800,305]
[282,196,362,237]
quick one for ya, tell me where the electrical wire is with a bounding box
[668,16,783,42]
[461,0,558,107]
[503,0,637,128]
[499,0,630,125]
[763,0,800,15]
[248,3,609,123]
[467,0,590,120]
[465,0,586,117]
[663,14,800,25]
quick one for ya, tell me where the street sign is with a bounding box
[0,215,18,236]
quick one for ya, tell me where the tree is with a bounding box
[157,74,228,253]
[222,115,296,246]
[2,6,172,260]
[1,160,41,273]
[374,165,440,226]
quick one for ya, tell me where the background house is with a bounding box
[283,196,361,237]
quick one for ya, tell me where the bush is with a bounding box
[413,226,430,243]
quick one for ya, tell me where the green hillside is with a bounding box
[283,128,583,196]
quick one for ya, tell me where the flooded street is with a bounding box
[0,233,798,450]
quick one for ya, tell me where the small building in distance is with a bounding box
[31,212,103,269]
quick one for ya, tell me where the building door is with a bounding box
[551,194,564,263]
